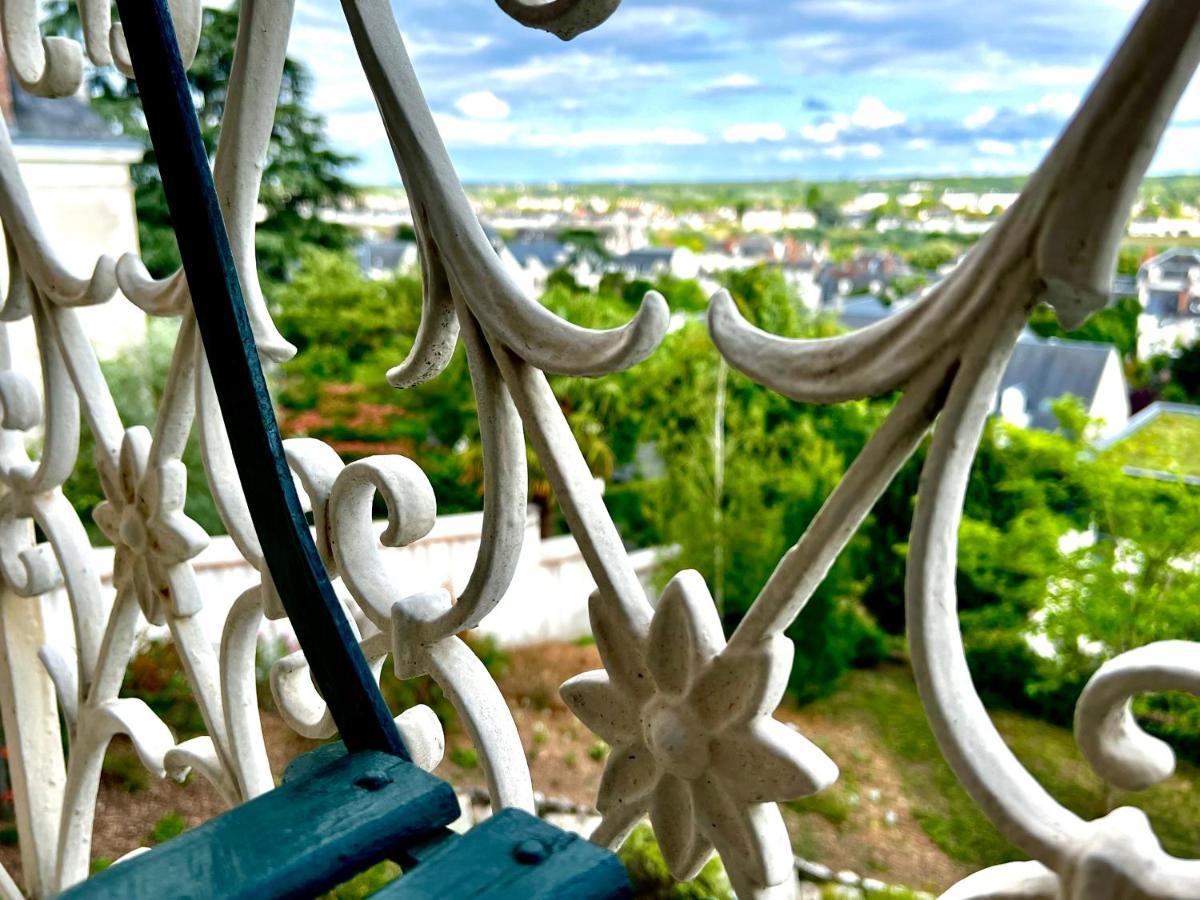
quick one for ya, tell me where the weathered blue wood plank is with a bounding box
[281,741,350,785]
[113,0,406,757]
[60,751,459,900]
[371,808,632,900]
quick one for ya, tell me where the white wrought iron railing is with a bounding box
[0,1,1194,897]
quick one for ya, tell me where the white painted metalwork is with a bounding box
[0,1,1193,898]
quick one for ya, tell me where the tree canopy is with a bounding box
[44,3,357,280]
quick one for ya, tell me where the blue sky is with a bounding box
[286,0,1200,185]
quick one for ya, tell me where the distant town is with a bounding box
[322,175,1200,448]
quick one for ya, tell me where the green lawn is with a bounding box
[1104,409,1200,480]
[800,665,1200,870]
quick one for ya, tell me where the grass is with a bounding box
[320,861,402,899]
[802,665,1200,870]
[1104,409,1200,480]
[448,747,479,770]
[787,783,856,827]
[805,667,1017,867]
[619,824,733,899]
[149,812,186,844]
[101,748,150,793]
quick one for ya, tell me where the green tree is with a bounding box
[1039,458,1200,665]
[64,319,222,539]
[44,3,356,280]
[271,249,480,512]
[1164,342,1200,402]
[1116,246,1145,277]
[804,186,841,228]
[1028,297,1142,364]
[567,267,886,702]
[904,240,960,272]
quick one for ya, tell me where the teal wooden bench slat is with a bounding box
[370,809,632,900]
[59,751,459,900]
[280,742,353,786]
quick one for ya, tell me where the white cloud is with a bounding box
[327,110,389,145]
[524,127,707,149]
[801,114,849,143]
[977,139,1017,156]
[433,114,518,146]
[951,73,1000,94]
[454,90,511,121]
[574,162,673,180]
[794,99,904,145]
[408,34,494,59]
[1023,92,1080,117]
[907,137,932,150]
[964,106,997,130]
[951,63,1094,95]
[488,52,670,87]
[1172,77,1200,122]
[1150,124,1200,174]
[704,72,762,91]
[723,122,787,143]
[823,142,884,160]
[431,114,706,150]
[599,5,714,35]
[850,96,906,129]
[1017,64,1094,88]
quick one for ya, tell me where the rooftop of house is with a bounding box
[836,298,1124,434]
[506,238,569,269]
[1138,247,1200,286]
[615,246,677,275]
[354,239,416,273]
[998,332,1119,432]
[837,295,897,330]
[1097,401,1200,483]
[819,253,909,294]
[6,71,135,147]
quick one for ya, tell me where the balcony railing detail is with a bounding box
[0,0,1192,897]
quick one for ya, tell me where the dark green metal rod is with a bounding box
[115,0,407,758]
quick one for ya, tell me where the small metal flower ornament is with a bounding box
[562,571,838,898]
[94,426,209,625]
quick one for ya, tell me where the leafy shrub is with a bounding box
[64,319,221,540]
[786,593,886,705]
[319,860,401,899]
[787,787,854,826]
[603,481,661,549]
[448,747,478,770]
[962,621,1041,714]
[378,634,507,735]
[618,824,733,899]
[1134,692,1200,765]
[150,812,186,844]
[124,640,206,739]
[101,748,150,793]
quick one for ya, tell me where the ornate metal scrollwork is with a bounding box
[0,1,1193,898]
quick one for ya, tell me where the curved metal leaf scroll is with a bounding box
[0,0,1193,898]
